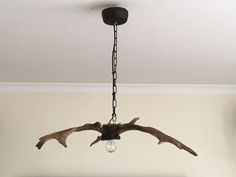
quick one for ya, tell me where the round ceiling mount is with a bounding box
[102,7,128,25]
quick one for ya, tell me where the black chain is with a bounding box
[109,23,118,124]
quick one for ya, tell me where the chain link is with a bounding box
[109,23,118,124]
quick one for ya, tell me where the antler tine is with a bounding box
[90,136,102,147]
[128,117,140,125]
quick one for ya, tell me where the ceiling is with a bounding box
[0,0,236,84]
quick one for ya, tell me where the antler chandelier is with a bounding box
[36,7,197,156]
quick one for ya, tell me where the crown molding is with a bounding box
[0,82,236,94]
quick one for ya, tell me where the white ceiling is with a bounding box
[0,0,236,84]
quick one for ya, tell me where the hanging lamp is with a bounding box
[36,7,198,156]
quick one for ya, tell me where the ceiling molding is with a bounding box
[0,82,236,94]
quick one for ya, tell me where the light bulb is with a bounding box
[105,140,116,153]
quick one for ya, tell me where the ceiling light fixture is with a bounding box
[36,7,197,156]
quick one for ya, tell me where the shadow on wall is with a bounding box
[17,175,186,177]
[38,1,126,14]
[223,103,236,159]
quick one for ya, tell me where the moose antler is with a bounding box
[118,118,197,156]
[36,118,197,156]
[36,122,102,149]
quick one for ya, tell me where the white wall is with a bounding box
[0,87,236,177]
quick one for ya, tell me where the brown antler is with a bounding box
[118,118,198,156]
[36,122,102,149]
[90,136,102,146]
[36,118,197,157]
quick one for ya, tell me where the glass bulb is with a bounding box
[105,140,116,153]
